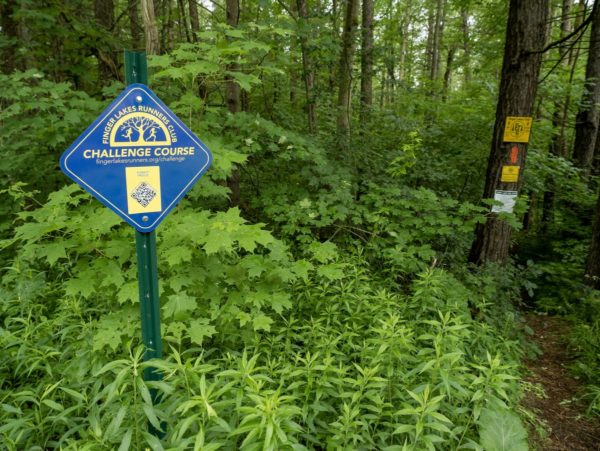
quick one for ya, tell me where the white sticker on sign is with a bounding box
[492,190,518,213]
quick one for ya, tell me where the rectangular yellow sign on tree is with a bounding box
[500,165,520,183]
[503,116,533,143]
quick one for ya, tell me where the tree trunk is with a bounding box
[442,44,456,100]
[189,0,200,40]
[128,0,142,48]
[336,0,359,139]
[94,0,118,84]
[542,0,574,231]
[160,0,173,52]
[461,5,471,84]
[296,0,317,133]
[177,0,192,43]
[226,0,242,207]
[360,0,374,124]
[585,192,600,288]
[142,0,161,55]
[468,0,549,265]
[572,2,600,173]
[0,0,20,73]
[430,0,445,81]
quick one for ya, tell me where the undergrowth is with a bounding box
[0,181,533,450]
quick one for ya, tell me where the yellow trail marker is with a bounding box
[500,165,520,183]
[503,116,533,143]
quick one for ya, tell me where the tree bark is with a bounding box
[542,0,574,230]
[442,44,456,99]
[426,4,435,78]
[468,0,549,265]
[178,0,192,43]
[336,0,359,139]
[572,2,600,173]
[360,0,374,124]
[296,0,317,133]
[128,0,142,48]
[430,0,446,81]
[585,192,600,287]
[94,0,118,84]
[189,0,200,40]
[226,0,242,207]
[0,0,20,73]
[461,5,471,84]
[142,0,161,55]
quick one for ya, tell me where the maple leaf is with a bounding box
[187,318,216,345]
[252,313,273,332]
[162,292,197,319]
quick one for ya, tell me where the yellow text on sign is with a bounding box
[503,116,533,143]
[126,166,162,214]
[500,165,520,183]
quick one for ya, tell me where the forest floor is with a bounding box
[522,315,600,450]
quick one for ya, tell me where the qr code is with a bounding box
[131,182,157,208]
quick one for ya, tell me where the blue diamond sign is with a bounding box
[60,84,212,232]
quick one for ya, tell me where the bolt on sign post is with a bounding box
[59,50,213,435]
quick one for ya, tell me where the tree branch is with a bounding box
[529,3,595,54]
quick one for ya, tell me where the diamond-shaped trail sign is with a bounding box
[60,84,212,232]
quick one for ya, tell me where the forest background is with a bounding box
[1,0,600,449]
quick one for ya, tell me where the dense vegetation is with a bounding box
[1,0,599,449]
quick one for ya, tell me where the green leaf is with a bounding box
[270,292,292,314]
[163,292,197,319]
[317,263,346,281]
[98,260,125,288]
[308,241,338,263]
[252,313,273,332]
[42,399,64,412]
[117,281,139,305]
[40,241,67,264]
[163,245,193,267]
[291,259,314,281]
[64,274,96,298]
[187,318,216,345]
[478,408,528,451]
[118,429,132,451]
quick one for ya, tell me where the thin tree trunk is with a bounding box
[128,0,142,48]
[329,0,340,91]
[161,0,174,53]
[94,0,118,84]
[572,2,600,173]
[426,4,435,77]
[398,19,408,84]
[562,0,587,156]
[442,44,456,100]
[542,0,574,230]
[585,192,600,287]
[461,5,471,83]
[226,0,242,207]
[296,0,317,133]
[469,0,549,265]
[0,0,20,73]
[430,0,446,81]
[142,0,160,55]
[178,0,192,43]
[336,0,359,139]
[189,0,200,40]
[360,0,374,125]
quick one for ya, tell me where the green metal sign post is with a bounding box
[124,50,164,435]
[61,49,212,439]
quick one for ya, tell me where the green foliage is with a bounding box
[1,200,529,448]
[2,0,584,447]
[478,407,529,451]
[0,71,105,234]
